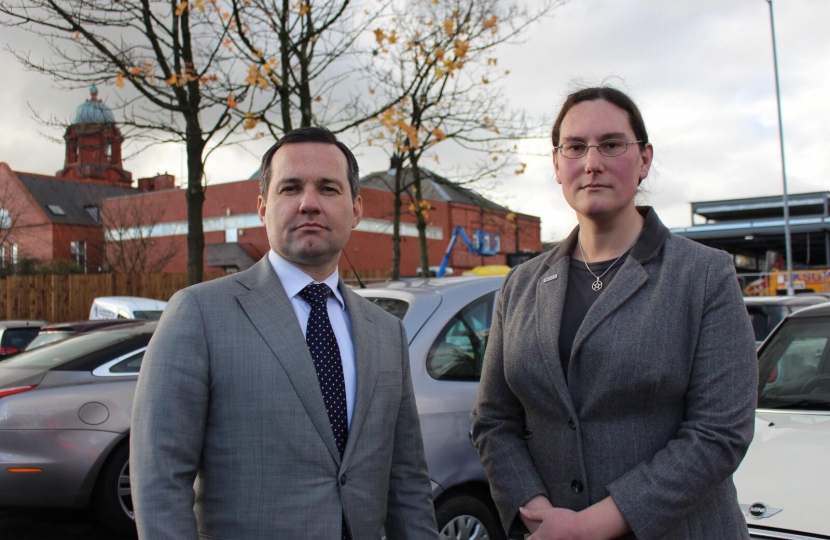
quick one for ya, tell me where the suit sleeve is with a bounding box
[384,318,440,540]
[131,288,210,540]
[470,275,549,536]
[606,250,758,540]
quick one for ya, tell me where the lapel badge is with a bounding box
[543,274,558,283]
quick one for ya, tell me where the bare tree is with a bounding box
[364,0,557,278]
[0,180,26,249]
[226,0,403,138]
[99,195,178,274]
[0,0,255,284]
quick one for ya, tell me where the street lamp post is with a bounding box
[764,0,794,295]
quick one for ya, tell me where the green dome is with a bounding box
[74,87,115,124]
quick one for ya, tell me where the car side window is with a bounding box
[758,318,830,409]
[427,291,496,382]
[109,351,144,373]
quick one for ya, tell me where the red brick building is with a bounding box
[0,88,149,273]
[102,167,542,277]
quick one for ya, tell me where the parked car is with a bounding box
[25,319,140,351]
[734,301,830,539]
[0,322,153,535]
[0,276,505,538]
[744,295,829,347]
[0,320,48,358]
[355,276,505,540]
[89,296,167,320]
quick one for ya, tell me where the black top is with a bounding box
[558,255,625,381]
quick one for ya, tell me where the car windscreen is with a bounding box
[25,331,73,350]
[747,306,788,343]
[0,331,149,370]
[364,298,409,320]
[757,317,830,410]
[0,327,41,351]
[133,310,163,320]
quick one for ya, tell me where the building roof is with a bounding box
[360,167,540,221]
[16,173,137,225]
[73,87,115,124]
[691,191,830,222]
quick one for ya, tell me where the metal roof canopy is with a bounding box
[691,191,829,222]
[672,192,830,270]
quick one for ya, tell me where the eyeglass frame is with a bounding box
[554,139,644,159]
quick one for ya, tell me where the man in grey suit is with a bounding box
[131,126,438,540]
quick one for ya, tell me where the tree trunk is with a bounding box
[409,163,430,278]
[391,163,403,280]
[185,124,206,285]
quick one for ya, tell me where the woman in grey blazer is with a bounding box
[471,87,758,540]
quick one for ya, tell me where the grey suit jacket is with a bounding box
[131,257,438,540]
[471,208,757,540]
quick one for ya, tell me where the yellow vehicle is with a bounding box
[462,265,511,276]
[744,268,830,296]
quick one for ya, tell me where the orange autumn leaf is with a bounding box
[115,73,125,88]
[482,15,497,30]
[514,162,527,175]
[227,94,238,108]
[443,19,454,36]
[129,66,141,75]
[298,4,309,15]
[174,1,187,16]
[373,28,386,44]
[243,115,258,130]
[432,127,446,141]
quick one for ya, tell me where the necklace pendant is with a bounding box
[591,279,603,292]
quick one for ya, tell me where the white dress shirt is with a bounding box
[268,250,356,427]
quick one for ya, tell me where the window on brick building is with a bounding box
[0,208,10,229]
[71,241,87,273]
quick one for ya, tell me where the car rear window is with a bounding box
[0,327,41,351]
[25,331,73,351]
[365,298,409,320]
[0,331,147,370]
[133,310,163,320]
[758,317,830,410]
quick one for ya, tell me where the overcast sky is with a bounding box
[1,0,828,241]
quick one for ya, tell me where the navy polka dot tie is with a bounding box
[299,283,349,457]
[299,283,351,540]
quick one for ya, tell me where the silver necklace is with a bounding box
[577,229,642,292]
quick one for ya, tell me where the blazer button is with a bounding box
[340,474,347,486]
[568,419,576,430]
[571,480,583,494]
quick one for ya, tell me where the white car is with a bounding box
[89,296,167,321]
[734,300,830,539]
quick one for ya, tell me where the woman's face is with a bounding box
[553,99,653,222]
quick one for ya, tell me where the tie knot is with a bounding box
[299,283,331,308]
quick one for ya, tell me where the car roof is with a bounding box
[0,320,48,329]
[92,296,167,309]
[785,300,830,319]
[358,275,504,293]
[38,319,143,333]
[743,295,830,307]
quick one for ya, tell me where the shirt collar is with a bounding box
[268,250,345,310]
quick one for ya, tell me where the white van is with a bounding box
[89,296,167,321]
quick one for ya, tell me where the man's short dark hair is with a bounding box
[258,126,360,200]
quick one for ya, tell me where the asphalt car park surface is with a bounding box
[0,507,135,539]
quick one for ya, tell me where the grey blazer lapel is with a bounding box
[339,282,379,467]
[536,255,578,418]
[235,257,342,465]
[570,256,648,363]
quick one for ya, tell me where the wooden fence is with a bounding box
[1,269,393,323]
[0,272,222,323]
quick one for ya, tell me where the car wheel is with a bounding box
[436,494,504,540]
[92,442,136,537]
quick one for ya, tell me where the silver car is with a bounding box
[356,276,505,540]
[0,322,151,535]
[0,276,505,539]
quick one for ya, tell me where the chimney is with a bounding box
[138,173,176,192]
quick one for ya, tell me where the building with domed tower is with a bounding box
[0,88,173,273]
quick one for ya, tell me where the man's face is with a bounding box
[257,142,362,279]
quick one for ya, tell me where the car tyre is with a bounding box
[92,442,136,537]
[436,494,505,540]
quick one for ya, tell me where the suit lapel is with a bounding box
[570,256,649,365]
[535,255,578,418]
[235,258,342,465]
[339,283,378,468]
